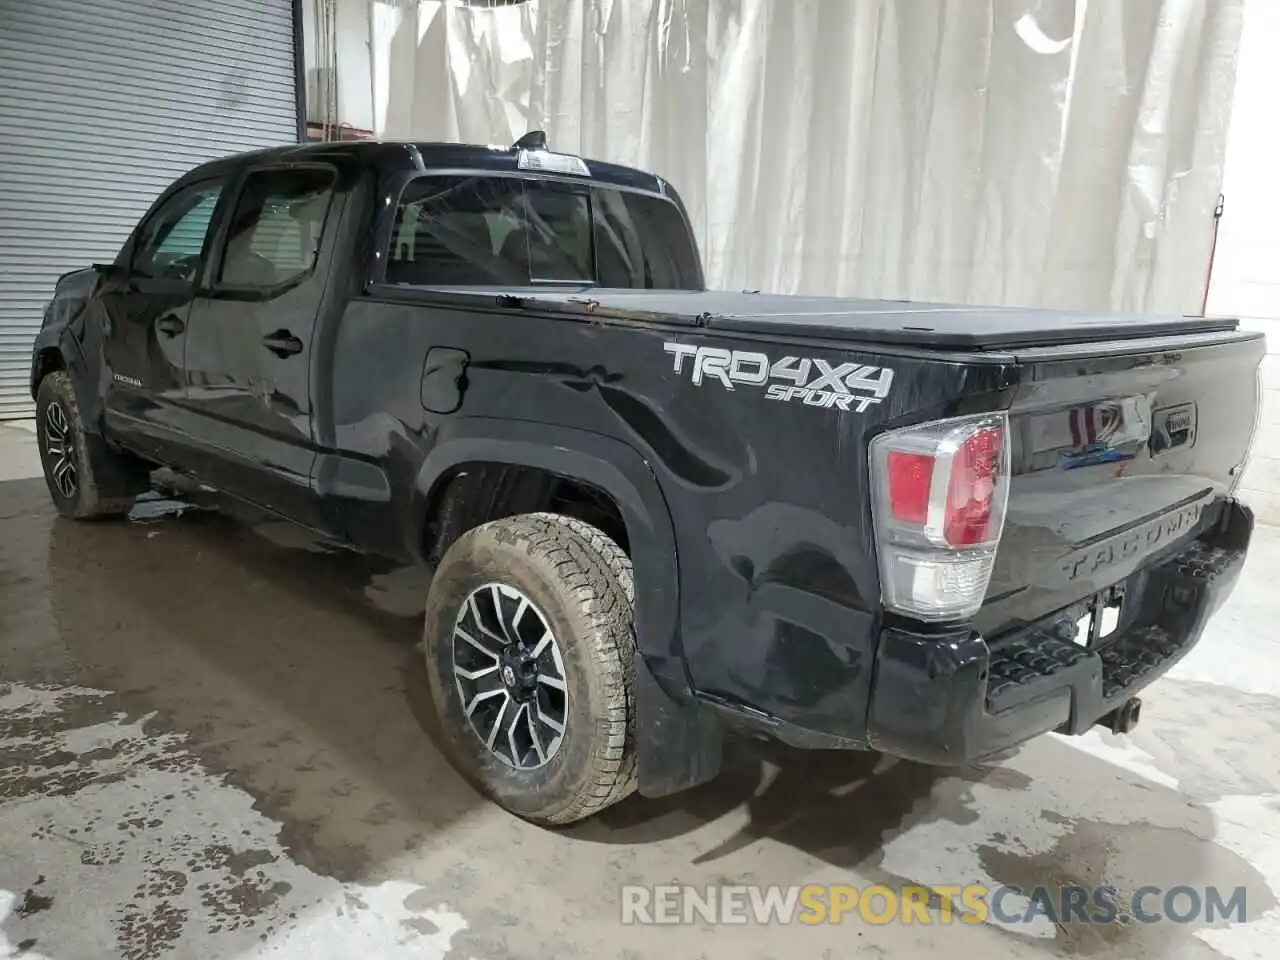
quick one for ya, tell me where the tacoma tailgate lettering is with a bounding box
[1059,503,1203,581]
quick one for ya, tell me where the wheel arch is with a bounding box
[411,419,686,692]
[30,326,105,435]
[30,327,150,507]
[31,344,67,396]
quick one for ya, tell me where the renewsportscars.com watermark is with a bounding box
[621,883,1249,927]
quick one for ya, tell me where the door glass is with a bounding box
[132,181,223,281]
[219,168,336,288]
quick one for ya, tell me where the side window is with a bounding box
[386,176,594,286]
[132,181,223,281]
[219,167,335,289]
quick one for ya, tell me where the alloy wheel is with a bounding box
[43,401,78,499]
[451,583,568,769]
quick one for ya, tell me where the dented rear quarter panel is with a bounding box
[323,287,1019,742]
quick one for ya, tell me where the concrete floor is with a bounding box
[0,421,39,484]
[1,420,1278,959]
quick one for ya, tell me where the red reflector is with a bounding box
[944,427,1004,546]
[887,451,934,524]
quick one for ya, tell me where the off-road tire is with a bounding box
[35,371,141,519]
[423,512,637,824]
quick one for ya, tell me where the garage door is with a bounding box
[0,0,299,420]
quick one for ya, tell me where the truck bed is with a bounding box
[490,289,1239,350]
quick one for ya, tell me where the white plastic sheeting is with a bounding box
[366,0,1243,313]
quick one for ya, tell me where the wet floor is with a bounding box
[1,429,1279,958]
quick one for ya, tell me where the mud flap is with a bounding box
[84,430,152,501]
[635,650,724,798]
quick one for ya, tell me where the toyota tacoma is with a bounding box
[30,135,1262,824]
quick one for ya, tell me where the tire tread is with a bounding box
[504,513,637,823]
[36,371,135,519]
[424,511,638,825]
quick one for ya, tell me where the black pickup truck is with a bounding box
[30,135,1262,825]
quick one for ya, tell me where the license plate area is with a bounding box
[1071,585,1125,648]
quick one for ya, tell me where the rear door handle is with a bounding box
[156,316,185,337]
[262,330,304,358]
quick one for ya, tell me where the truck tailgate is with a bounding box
[973,329,1264,638]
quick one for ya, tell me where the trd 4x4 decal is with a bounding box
[663,342,894,413]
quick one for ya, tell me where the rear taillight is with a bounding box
[870,412,1011,621]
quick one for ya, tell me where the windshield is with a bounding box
[385,174,702,289]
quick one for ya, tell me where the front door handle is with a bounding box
[156,316,185,337]
[262,330,305,358]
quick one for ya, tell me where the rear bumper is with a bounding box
[864,497,1253,764]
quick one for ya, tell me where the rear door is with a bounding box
[181,163,337,529]
[99,177,226,462]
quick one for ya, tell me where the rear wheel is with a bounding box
[35,371,143,519]
[423,513,636,824]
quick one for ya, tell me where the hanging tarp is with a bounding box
[366,0,1242,313]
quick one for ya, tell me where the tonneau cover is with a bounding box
[496,289,1239,351]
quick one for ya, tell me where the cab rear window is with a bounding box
[385,174,700,289]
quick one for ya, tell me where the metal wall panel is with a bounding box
[0,0,299,419]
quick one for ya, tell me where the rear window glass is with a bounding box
[386,174,700,289]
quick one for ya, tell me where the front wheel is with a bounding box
[423,513,637,824]
[35,371,142,519]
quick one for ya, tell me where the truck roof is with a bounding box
[184,139,668,196]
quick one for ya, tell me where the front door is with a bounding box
[98,177,225,463]
[182,164,337,530]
